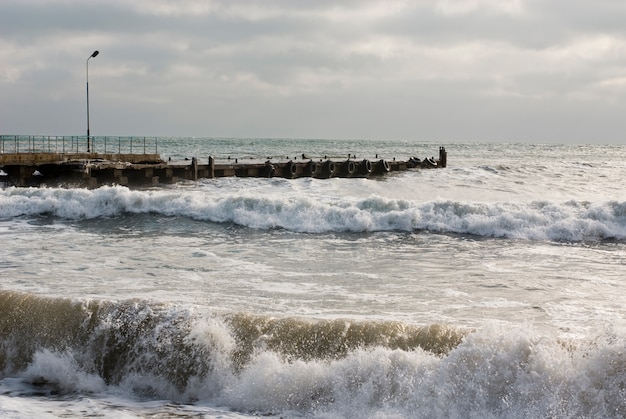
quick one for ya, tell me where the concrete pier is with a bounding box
[0,147,447,188]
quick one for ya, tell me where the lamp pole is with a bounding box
[86,50,99,153]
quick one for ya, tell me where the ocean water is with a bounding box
[0,138,625,418]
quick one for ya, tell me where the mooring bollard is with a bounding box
[208,156,215,178]
[307,160,318,176]
[191,157,198,181]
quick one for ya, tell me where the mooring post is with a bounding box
[192,157,198,181]
[208,156,215,178]
[439,147,447,168]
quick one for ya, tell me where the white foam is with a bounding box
[212,324,626,417]
[2,186,625,241]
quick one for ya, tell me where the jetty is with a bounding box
[0,135,447,188]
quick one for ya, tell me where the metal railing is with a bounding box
[0,135,159,155]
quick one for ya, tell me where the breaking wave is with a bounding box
[1,186,625,242]
[1,291,625,418]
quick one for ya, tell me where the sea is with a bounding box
[0,138,625,418]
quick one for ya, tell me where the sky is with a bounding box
[1,0,626,143]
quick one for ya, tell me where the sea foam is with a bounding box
[1,186,625,241]
[1,291,625,418]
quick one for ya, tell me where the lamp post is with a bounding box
[86,50,99,153]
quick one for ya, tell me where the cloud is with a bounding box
[1,0,626,142]
[434,0,524,16]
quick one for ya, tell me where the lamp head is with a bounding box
[91,50,99,58]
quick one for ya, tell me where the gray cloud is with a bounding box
[2,0,626,143]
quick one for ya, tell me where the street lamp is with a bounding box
[86,50,99,153]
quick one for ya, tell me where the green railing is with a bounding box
[0,135,158,155]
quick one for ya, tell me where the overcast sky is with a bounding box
[2,0,626,143]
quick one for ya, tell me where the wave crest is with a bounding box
[1,186,626,241]
[2,291,625,417]
[0,291,465,393]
